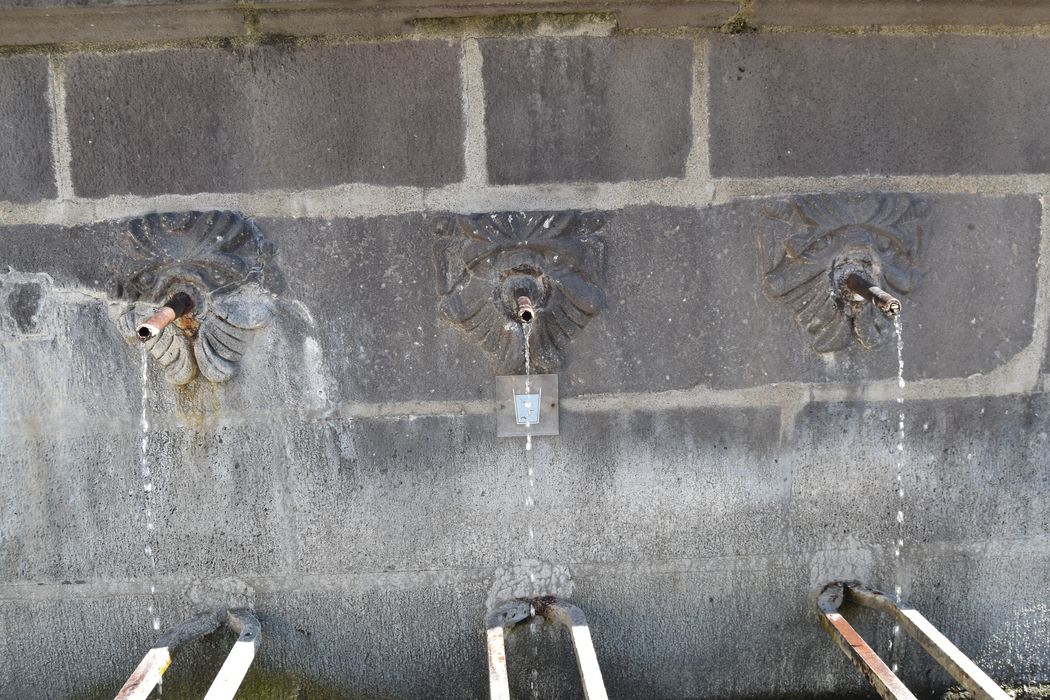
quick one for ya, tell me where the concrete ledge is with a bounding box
[0,5,246,48]
[5,0,1050,50]
[752,0,1050,28]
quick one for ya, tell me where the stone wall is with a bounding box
[1,5,1049,699]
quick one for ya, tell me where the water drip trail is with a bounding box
[139,347,162,638]
[888,315,906,673]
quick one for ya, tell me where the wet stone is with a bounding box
[0,281,44,333]
[905,544,1050,691]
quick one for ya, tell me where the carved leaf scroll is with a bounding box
[758,194,927,352]
[433,211,606,373]
[110,210,279,384]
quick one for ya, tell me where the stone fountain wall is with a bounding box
[1,3,1049,698]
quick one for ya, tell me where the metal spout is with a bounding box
[843,274,901,317]
[516,295,535,324]
[137,292,194,341]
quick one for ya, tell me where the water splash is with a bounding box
[139,347,161,635]
[888,315,906,673]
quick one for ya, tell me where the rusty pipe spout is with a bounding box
[843,274,901,317]
[516,295,535,324]
[137,292,194,341]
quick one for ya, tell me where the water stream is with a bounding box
[521,321,539,700]
[888,315,906,672]
[523,321,533,452]
[521,321,537,577]
[139,347,162,636]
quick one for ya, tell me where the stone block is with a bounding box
[0,55,54,203]
[1,381,1047,695]
[566,195,1039,393]
[709,35,1050,176]
[66,42,463,197]
[482,37,693,184]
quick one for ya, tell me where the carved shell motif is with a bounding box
[758,194,927,352]
[433,211,606,373]
[111,210,278,384]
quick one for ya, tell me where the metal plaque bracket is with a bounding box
[496,374,559,438]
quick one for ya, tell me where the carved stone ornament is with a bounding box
[433,211,606,373]
[110,210,279,384]
[758,194,927,352]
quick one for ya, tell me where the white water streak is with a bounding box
[523,322,533,451]
[890,315,906,673]
[522,322,538,589]
[139,348,161,635]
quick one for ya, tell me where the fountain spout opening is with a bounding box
[515,294,535,324]
[137,292,194,341]
[842,272,901,317]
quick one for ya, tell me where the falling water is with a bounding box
[523,321,533,452]
[888,315,906,673]
[139,347,161,637]
[520,321,540,698]
[522,321,537,576]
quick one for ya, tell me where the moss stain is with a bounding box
[72,667,355,699]
[721,0,757,34]
[410,11,617,37]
